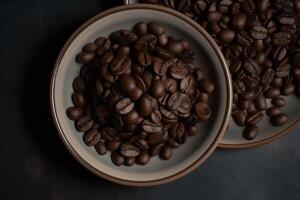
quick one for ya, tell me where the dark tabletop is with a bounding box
[1,0,300,199]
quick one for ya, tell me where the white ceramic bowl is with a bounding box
[50,4,232,186]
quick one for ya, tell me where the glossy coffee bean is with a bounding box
[281,83,295,96]
[124,157,136,166]
[83,129,101,146]
[254,95,267,110]
[111,152,125,166]
[116,98,134,115]
[159,145,173,160]
[194,102,211,122]
[76,52,95,64]
[243,125,259,140]
[147,22,165,36]
[136,151,150,165]
[199,79,215,94]
[94,142,107,155]
[120,75,137,93]
[232,110,247,126]
[165,40,183,55]
[151,80,166,98]
[271,113,288,126]
[246,111,264,126]
[72,93,86,107]
[66,106,84,121]
[271,97,286,107]
[76,115,94,132]
[264,88,280,98]
[124,110,142,125]
[106,140,121,151]
[133,22,148,36]
[266,107,282,117]
[138,95,154,117]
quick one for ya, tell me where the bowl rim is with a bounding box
[50,4,232,186]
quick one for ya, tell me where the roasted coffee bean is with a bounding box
[267,107,282,117]
[271,78,283,88]
[66,106,84,121]
[281,83,295,95]
[73,77,85,93]
[106,140,121,151]
[147,22,165,36]
[276,63,290,78]
[199,79,215,94]
[264,87,280,98]
[147,131,167,145]
[169,122,186,144]
[135,34,157,52]
[149,143,164,157]
[124,110,143,125]
[232,13,247,30]
[169,62,189,79]
[180,76,195,94]
[110,55,131,76]
[197,92,209,104]
[110,30,137,45]
[94,142,107,155]
[219,29,236,43]
[151,80,166,98]
[120,75,137,93]
[271,113,288,126]
[111,152,125,166]
[83,129,101,146]
[136,151,150,165]
[254,95,267,110]
[233,80,246,94]
[76,115,94,132]
[159,145,173,160]
[244,59,260,74]
[72,93,86,107]
[194,102,211,122]
[251,25,268,39]
[76,52,95,64]
[188,126,198,136]
[116,98,134,115]
[167,92,184,111]
[158,34,168,46]
[241,90,256,100]
[243,125,259,140]
[124,157,136,166]
[165,40,183,55]
[120,143,140,157]
[246,111,264,125]
[133,22,148,36]
[232,110,247,126]
[101,127,117,141]
[101,51,114,64]
[271,97,286,107]
[138,95,154,117]
[142,120,163,133]
[137,51,152,67]
[164,78,177,93]
[273,32,291,46]
[151,110,162,124]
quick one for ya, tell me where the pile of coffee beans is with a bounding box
[67,22,215,166]
[142,0,300,140]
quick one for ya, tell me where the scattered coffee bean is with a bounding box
[243,125,259,140]
[271,113,288,126]
[83,129,101,146]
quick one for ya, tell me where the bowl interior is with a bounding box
[51,6,230,183]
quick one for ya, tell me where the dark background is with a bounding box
[0,0,300,199]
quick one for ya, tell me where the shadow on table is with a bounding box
[21,1,122,186]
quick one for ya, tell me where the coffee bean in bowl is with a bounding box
[50,5,231,186]
[68,21,216,166]
[135,0,300,147]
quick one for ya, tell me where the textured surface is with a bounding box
[0,0,299,199]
